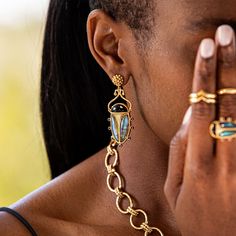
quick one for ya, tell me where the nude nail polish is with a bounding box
[200,39,215,59]
[217,25,234,46]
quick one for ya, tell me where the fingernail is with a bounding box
[182,107,192,125]
[217,25,234,46]
[200,39,215,59]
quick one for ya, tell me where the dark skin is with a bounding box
[1,0,236,235]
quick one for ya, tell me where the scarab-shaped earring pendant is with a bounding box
[108,75,133,146]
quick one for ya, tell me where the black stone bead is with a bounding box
[111,104,127,112]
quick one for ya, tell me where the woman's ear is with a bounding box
[86,9,130,82]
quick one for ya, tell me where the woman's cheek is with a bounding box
[148,42,196,143]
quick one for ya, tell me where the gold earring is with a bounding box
[107,75,134,146]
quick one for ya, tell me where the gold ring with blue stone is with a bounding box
[209,117,236,141]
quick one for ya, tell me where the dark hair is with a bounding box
[41,0,154,179]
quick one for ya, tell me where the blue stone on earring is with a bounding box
[120,115,129,141]
[111,115,119,142]
[110,104,131,144]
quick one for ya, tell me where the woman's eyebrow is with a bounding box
[186,18,236,31]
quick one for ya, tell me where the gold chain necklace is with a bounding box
[105,140,164,236]
[106,75,164,235]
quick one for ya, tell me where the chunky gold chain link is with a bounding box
[105,139,164,236]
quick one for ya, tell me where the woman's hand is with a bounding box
[164,24,236,236]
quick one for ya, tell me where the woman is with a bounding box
[0,0,236,235]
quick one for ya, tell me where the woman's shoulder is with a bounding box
[0,147,109,236]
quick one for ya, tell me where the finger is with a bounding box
[216,25,236,118]
[215,25,236,166]
[164,106,192,211]
[187,38,217,174]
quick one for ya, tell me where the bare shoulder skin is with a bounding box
[0,147,135,236]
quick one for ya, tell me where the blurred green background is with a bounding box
[0,1,50,206]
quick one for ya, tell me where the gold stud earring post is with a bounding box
[112,74,124,87]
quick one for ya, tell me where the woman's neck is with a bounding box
[118,106,170,219]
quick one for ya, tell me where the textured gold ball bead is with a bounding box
[112,75,124,87]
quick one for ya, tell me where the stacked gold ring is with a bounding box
[189,89,217,104]
[189,88,236,105]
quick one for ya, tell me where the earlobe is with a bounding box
[86,9,128,80]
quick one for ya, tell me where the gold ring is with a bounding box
[189,90,217,104]
[209,117,236,141]
[217,88,236,95]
